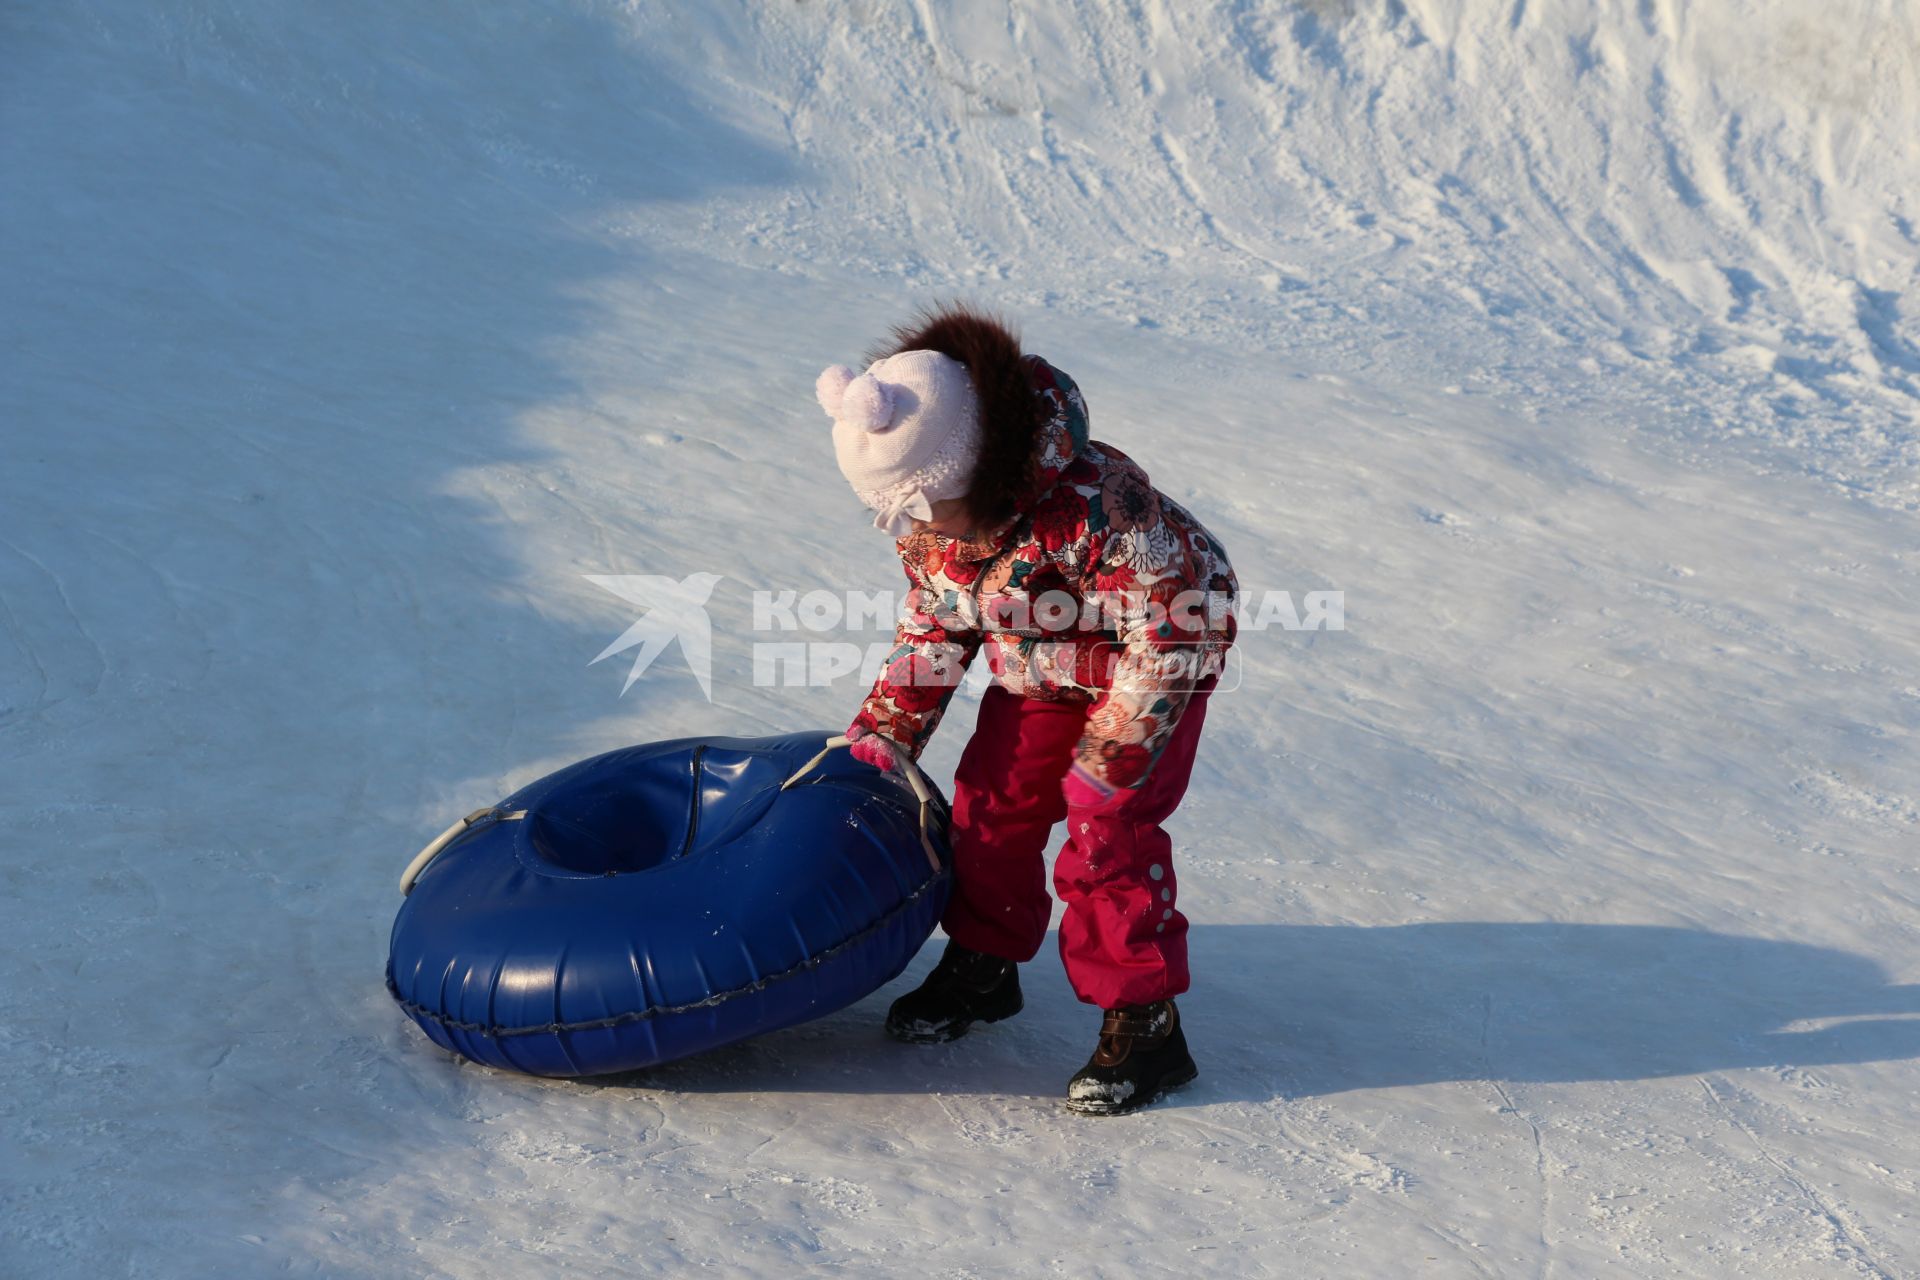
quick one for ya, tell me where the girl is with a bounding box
[814,302,1237,1115]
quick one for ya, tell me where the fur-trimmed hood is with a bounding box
[865,302,1083,531]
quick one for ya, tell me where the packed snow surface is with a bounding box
[4,1,1918,1276]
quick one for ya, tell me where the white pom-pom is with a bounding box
[840,373,896,432]
[815,364,856,418]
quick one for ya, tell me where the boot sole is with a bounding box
[1063,1061,1199,1116]
[885,993,1024,1045]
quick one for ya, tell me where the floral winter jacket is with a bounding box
[851,355,1238,791]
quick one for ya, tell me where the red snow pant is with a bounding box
[940,676,1218,1009]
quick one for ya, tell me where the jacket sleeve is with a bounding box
[1072,626,1206,791]
[1066,498,1219,792]
[848,556,984,760]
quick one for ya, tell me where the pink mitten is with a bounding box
[1063,761,1132,815]
[846,725,902,773]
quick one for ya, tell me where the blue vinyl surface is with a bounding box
[385,732,952,1077]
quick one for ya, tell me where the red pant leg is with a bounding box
[941,685,1086,962]
[1053,678,1218,1008]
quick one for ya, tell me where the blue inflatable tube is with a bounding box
[385,732,951,1077]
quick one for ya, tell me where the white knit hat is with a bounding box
[817,349,981,536]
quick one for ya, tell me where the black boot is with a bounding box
[885,939,1023,1043]
[1064,999,1197,1115]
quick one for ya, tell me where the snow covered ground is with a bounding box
[4,1,1918,1275]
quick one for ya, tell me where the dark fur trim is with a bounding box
[864,300,1042,528]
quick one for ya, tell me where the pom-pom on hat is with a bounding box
[817,349,982,536]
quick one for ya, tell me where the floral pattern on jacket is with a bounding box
[850,355,1238,791]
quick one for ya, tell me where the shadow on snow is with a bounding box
[577,922,1920,1105]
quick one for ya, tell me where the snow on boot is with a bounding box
[1064,999,1197,1115]
[884,939,1023,1043]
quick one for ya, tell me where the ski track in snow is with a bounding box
[3,1,1919,1276]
